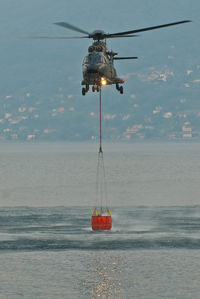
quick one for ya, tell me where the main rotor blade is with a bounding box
[54,22,90,35]
[109,34,139,38]
[106,20,191,37]
[18,36,88,39]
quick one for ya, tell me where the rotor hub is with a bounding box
[89,30,106,40]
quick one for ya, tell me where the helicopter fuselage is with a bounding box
[81,41,124,95]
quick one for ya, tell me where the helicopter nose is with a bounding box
[87,65,99,74]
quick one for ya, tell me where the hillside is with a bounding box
[0,0,199,141]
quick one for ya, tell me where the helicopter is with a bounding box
[26,20,191,95]
[53,20,191,96]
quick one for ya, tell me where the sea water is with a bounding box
[0,142,200,298]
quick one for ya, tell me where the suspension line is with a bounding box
[99,87,103,153]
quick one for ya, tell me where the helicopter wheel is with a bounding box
[92,86,95,92]
[82,88,86,96]
[120,86,123,94]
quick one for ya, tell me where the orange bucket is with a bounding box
[91,215,112,231]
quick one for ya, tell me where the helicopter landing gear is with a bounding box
[116,83,123,94]
[82,85,89,96]
[82,88,86,96]
[91,85,100,93]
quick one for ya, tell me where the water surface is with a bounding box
[0,143,200,298]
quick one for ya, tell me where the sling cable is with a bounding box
[91,84,112,231]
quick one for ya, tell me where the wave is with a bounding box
[1,236,200,251]
[0,206,200,251]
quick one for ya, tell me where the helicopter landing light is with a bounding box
[101,77,107,86]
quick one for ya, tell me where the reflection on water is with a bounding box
[78,253,127,298]
[1,250,200,298]
[75,250,200,299]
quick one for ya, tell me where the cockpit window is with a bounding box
[84,53,103,64]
